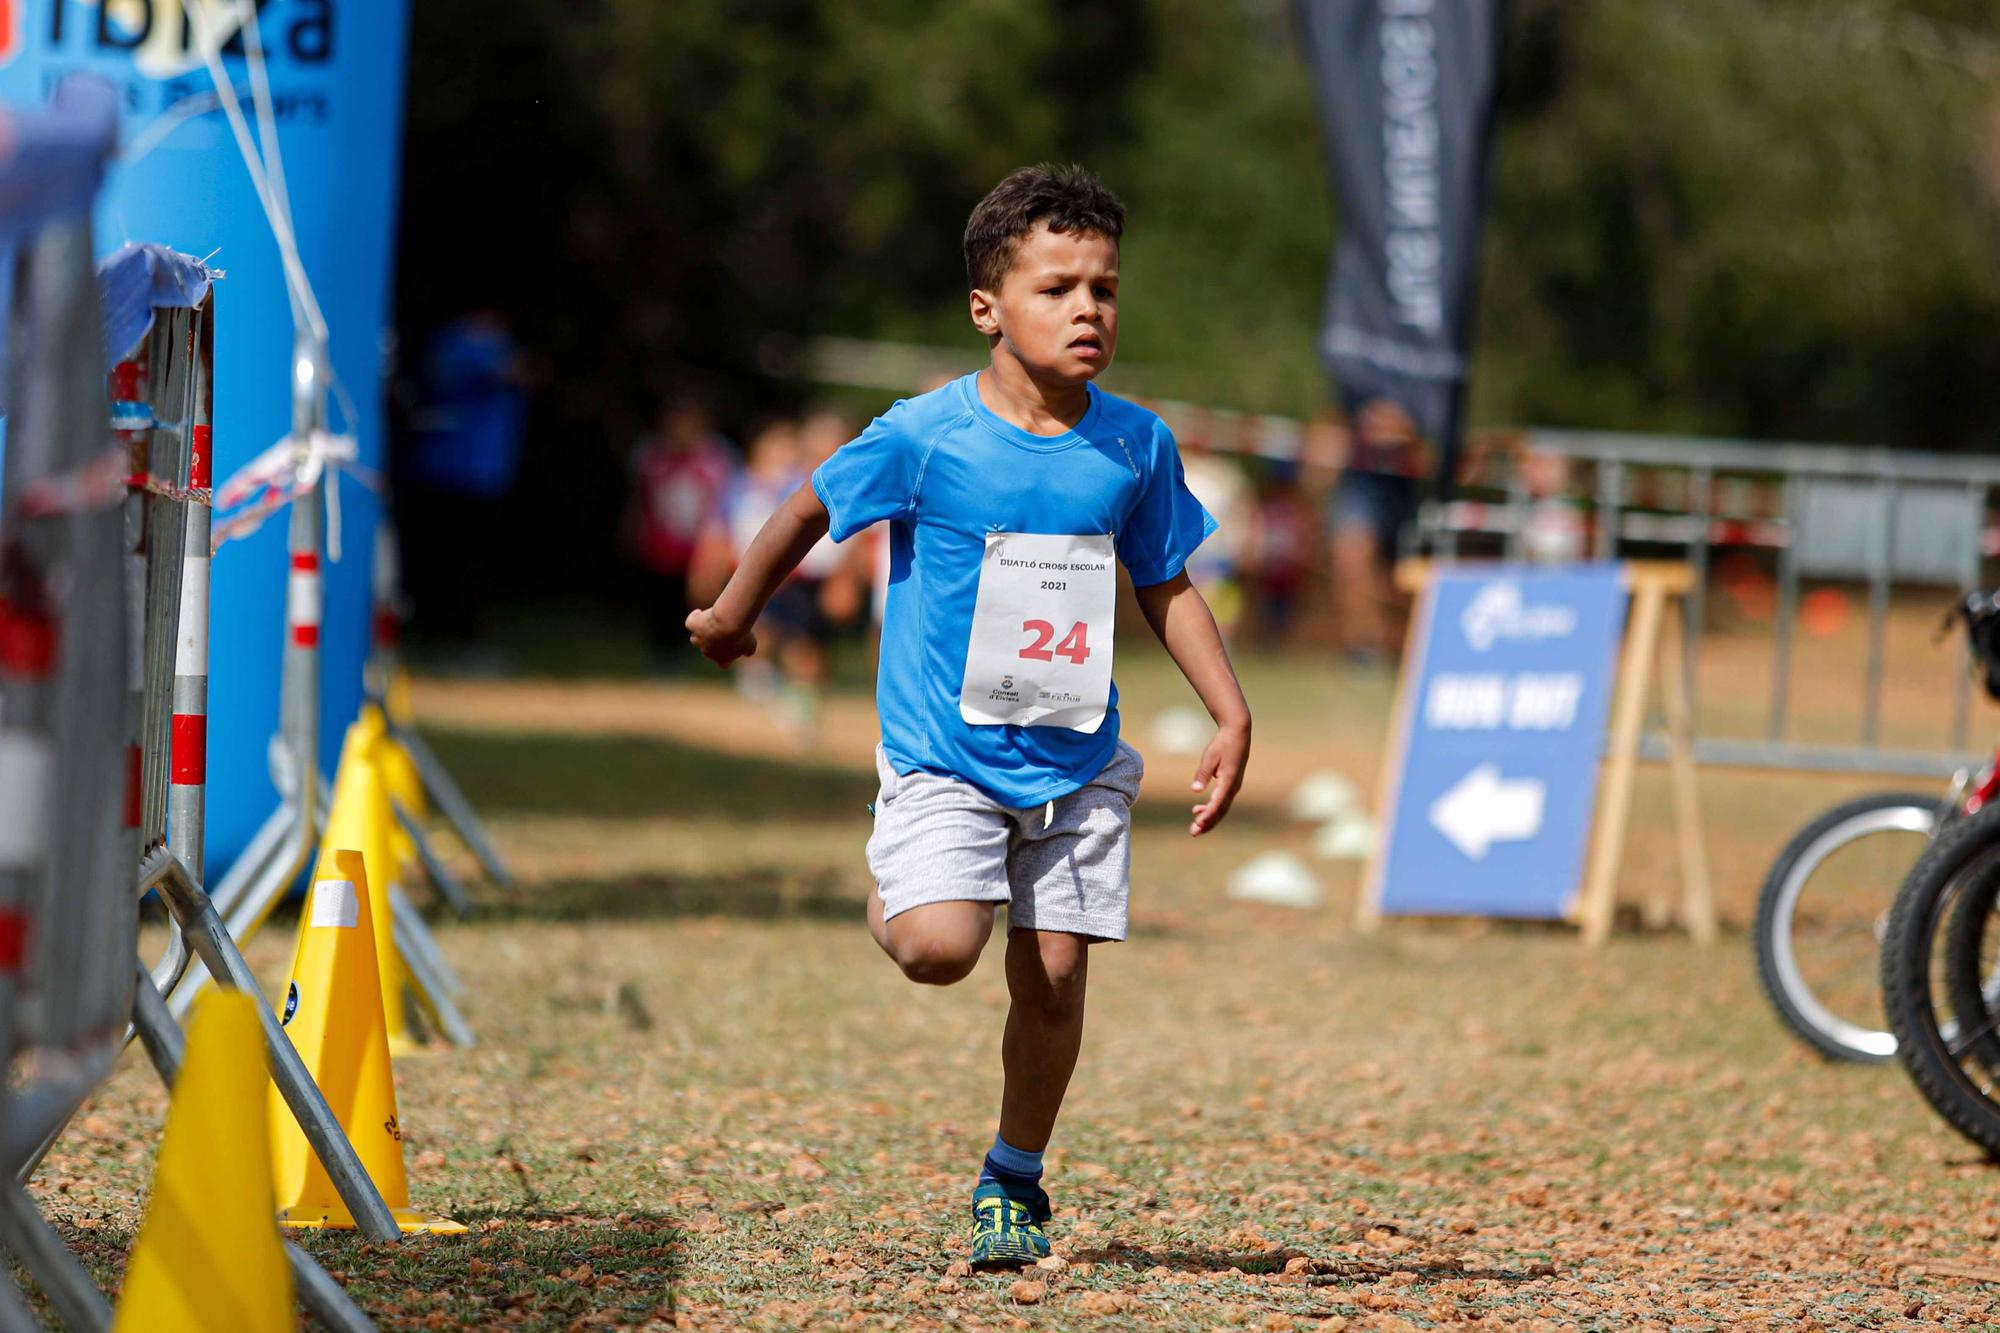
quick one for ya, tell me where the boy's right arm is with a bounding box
[685,481,831,666]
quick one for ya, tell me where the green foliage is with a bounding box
[397,0,2000,455]
[1482,0,2000,447]
[401,0,1152,437]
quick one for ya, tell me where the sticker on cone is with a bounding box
[116,993,294,1331]
[270,848,464,1234]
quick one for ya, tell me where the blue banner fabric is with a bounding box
[0,71,115,241]
[96,241,219,363]
[0,1,411,867]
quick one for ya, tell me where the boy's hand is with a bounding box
[1131,573,1252,836]
[1189,721,1250,836]
[683,481,831,669]
[685,607,757,667]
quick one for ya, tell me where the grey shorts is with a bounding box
[866,742,1144,941]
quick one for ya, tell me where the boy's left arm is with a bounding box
[1133,572,1251,837]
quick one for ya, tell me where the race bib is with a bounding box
[959,531,1116,732]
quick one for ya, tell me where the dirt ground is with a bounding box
[31,624,2000,1330]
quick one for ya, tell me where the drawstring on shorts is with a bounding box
[1043,799,1054,830]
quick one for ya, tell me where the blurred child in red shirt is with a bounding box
[628,393,733,669]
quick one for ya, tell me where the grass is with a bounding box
[30,625,2000,1329]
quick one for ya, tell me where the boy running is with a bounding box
[686,164,1252,1266]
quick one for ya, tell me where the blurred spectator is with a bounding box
[1326,395,1427,666]
[1245,459,1316,645]
[1179,413,1253,636]
[692,415,829,739]
[626,392,734,669]
[1518,449,1587,564]
[402,306,540,660]
[1296,411,1346,507]
[797,406,871,639]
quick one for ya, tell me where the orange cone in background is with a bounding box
[324,711,425,1055]
[269,848,464,1234]
[115,993,294,1330]
[1800,586,1851,638]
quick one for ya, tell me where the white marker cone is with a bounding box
[1226,850,1323,909]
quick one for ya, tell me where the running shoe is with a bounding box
[969,1180,1052,1267]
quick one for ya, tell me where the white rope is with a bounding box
[229,0,364,439]
[198,0,363,441]
[211,430,378,556]
[118,92,222,167]
[234,0,295,232]
[170,0,370,547]
[176,0,315,339]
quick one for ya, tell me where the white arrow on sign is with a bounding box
[1427,763,1546,861]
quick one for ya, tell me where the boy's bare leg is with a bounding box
[868,888,997,985]
[867,883,889,950]
[997,929,1090,1152]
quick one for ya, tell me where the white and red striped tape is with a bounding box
[371,522,400,653]
[288,551,321,649]
[0,733,54,873]
[0,732,50,974]
[170,423,214,794]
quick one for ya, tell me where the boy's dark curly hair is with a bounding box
[963,164,1124,293]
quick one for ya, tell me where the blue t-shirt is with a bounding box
[813,373,1215,807]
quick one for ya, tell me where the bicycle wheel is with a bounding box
[1754,791,1937,1063]
[1883,800,2000,1157]
[1941,855,2000,1081]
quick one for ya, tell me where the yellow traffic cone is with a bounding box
[383,663,417,731]
[269,849,464,1234]
[366,701,428,885]
[368,701,425,817]
[325,712,425,1055]
[115,993,294,1331]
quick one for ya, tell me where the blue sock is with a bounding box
[977,1134,1045,1191]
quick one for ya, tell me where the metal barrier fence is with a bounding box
[2,69,518,1331]
[0,208,131,1333]
[1417,428,2000,779]
[1,137,385,1324]
[109,297,388,1330]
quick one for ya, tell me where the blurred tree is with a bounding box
[1480,0,2000,446]
[400,0,1152,430]
[397,0,1153,594]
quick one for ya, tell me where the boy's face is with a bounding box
[970,223,1119,385]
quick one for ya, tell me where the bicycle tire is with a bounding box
[1942,856,2000,1080]
[1753,791,1937,1063]
[1883,799,2000,1158]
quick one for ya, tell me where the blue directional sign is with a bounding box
[1369,565,1628,919]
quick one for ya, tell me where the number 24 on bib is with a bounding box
[959,532,1116,733]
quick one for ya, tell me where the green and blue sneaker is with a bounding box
[969,1180,1053,1268]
